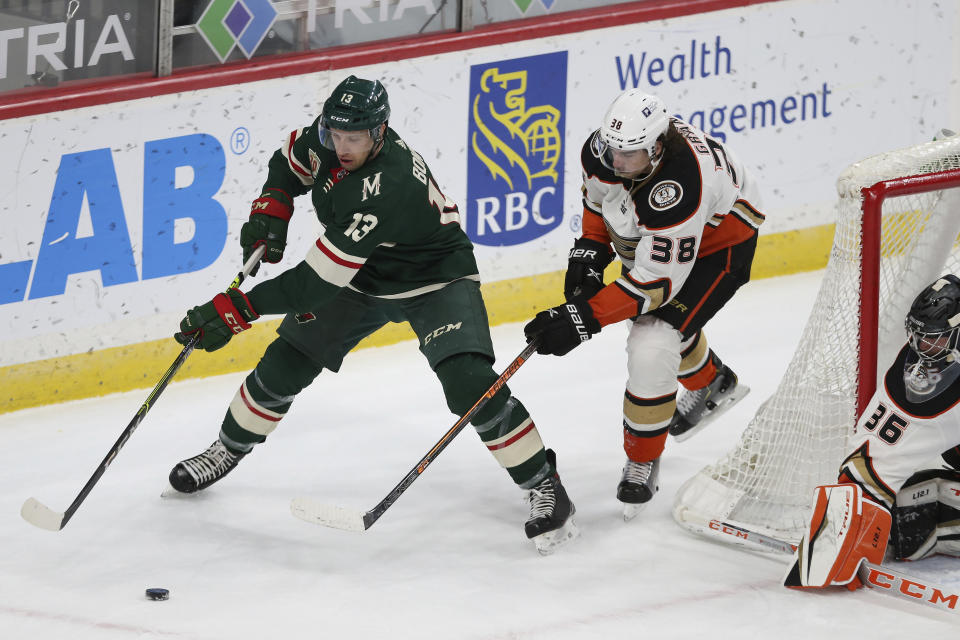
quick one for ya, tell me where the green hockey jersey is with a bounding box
[246,121,479,315]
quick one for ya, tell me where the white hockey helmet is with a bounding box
[591,90,670,173]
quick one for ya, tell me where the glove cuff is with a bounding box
[569,237,613,266]
[564,301,600,343]
[250,194,293,221]
[579,300,601,334]
[213,290,260,333]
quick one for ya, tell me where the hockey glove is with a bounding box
[524,300,601,356]
[564,238,612,301]
[240,190,293,276]
[175,289,260,352]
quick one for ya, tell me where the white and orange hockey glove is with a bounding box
[784,483,891,590]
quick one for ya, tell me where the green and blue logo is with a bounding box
[511,0,556,13]
[197,0,277,62]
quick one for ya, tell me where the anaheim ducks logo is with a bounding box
[649,180,683,211]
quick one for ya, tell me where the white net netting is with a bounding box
[673,133,960,543]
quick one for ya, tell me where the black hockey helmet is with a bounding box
[319,75,390,149]
[905,274,960,362]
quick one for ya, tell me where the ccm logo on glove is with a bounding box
[213,294,253,334]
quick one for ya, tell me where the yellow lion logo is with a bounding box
[471,68,561,190]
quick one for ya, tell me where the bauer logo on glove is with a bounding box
[523,300,601,357]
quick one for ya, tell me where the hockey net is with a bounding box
[673,133,960,544]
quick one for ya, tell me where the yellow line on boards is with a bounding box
[0,226,833,414]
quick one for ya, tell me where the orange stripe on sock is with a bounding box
[623,429,667,463]
[681,358,717,391]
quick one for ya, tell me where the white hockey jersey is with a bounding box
[840,344,960,507]
[579,118,764,325]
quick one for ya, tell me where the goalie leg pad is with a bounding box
[784,484,891,589]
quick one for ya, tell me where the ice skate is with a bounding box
[165,439,247,495]
[524,450,579,555]
[617,457,660,521]
[668,364,750,442]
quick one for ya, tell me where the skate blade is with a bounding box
[673,384,751,443]
[533,517,580,555]
[160,482,193,498]
[622,502,649,522]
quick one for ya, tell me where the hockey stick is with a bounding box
[290,340,540,532]
[20,246,266,531]
[702,519,959,615]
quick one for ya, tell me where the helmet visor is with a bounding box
[318,123,381,152]
[590,130,658,176]
[589,130,616,171]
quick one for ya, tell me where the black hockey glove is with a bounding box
[240,190,293,276]
[523,300,601,357]
[564,238,612,301]
[175,289,259,352]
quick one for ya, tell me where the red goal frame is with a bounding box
[857,167,960,417]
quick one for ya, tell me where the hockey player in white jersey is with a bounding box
[786,275,960,589]
[523,90,764,519]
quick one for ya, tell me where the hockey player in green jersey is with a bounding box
[168,75,577,554]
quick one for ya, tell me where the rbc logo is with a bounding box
[465,52,567,246]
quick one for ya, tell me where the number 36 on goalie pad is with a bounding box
[784,484,892,589]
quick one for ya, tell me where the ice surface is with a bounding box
[2,271,957,638]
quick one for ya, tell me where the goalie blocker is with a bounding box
[784,484,891,590]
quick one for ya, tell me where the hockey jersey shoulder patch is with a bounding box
[648,180,683,211]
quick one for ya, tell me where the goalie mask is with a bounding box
[590,90,669,175]
[903,274,960,402]
[319,75,390,151]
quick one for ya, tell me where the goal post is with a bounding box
[672,133,960,545]
[858,168,960,415]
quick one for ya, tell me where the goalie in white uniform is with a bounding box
[787,275,960,589]
[523,90,764,519]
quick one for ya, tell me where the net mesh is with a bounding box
[672,133,960,543]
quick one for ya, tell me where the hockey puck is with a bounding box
[145,588,169,601]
